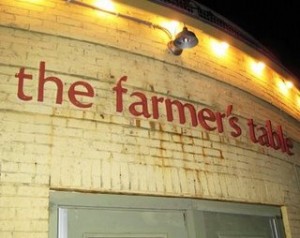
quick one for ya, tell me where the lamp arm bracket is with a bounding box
[65,0,172,39]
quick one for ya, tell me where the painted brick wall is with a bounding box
[0,0,299,237]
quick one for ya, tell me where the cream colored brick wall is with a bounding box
[0,0,300,237]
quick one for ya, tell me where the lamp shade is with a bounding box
[173,27,198,49]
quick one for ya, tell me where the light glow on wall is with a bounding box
[23,0,44,3]
[278,81,288,95]
[285,80,294,89]
[94,0,115,12]
[251,61,265,76]
[277,79,294,95]
[161,20,181,38]
[210,39,229,57]
[66,0,299,105]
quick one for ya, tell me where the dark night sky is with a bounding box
[196,0,300,81]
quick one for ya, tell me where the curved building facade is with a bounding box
[0,0,299,237]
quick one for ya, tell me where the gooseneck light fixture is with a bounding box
[167,26,199,55]
[65,0,172,39]
[65,0,199,56]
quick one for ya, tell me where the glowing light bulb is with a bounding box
[278,81,288,95]
[251,61,265,76]
[277,77,294,95]
[285,80,293,89]
[94,0,115,12]
[211,40,229,57]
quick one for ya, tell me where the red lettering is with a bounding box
[257,127,269,146]
[276,124,287,153]
[15,67,33,101]
[112,76,128,112]
[198,108,216,131]
[266,120,283,151]
[215,112,225,133]
[38,61,63,104]
[247,119,294,155]
[151,96,164,119]
[68,81,94,108]
[285,138,294,155]
[229,117,241,137]
[129,92,151,118]
[247,119,258,143]
[165,99,197,126]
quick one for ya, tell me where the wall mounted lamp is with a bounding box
[167,26,199,55]
[66,0,199,56]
